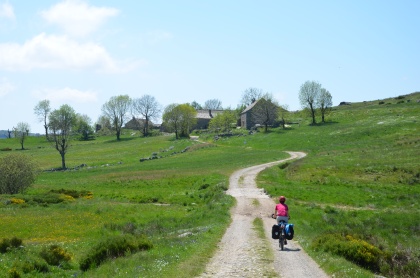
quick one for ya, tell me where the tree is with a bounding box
[162,104,197,139]
[48,104,77,169]
[15,122,30,150]
[75,114,94,141]
[299,80,321,125]
[0,153,38,194]
[317,88,333,123]
[34,99,51,140]
[278,104,289,129]
[101,95,132,141]
[203,99,222,110]
[190,101,202,110]
[178,104,197,137]
[251,98,279,132]
[132,95,161,137]
[241,87,263,106]
[209,110,237,133]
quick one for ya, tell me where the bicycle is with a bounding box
[271,214,288,251]
[277,220,287,250]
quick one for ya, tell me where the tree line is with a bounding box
[5,81,333,170]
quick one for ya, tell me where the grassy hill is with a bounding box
[0,92,419,277]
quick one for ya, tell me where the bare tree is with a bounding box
[299,81,321,125]
[203,99,222,110]
[101,95,132,141]
[16,122,30,150]
[241,87,263,106]
[317,88,333,123]
[48,105,77,169]
[132,95,161,137]
[34,99,51,140]
[252,98,279,132]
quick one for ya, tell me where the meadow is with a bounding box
[0,92,419,277]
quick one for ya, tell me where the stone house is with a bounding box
[194,109,224,130]
[240,98,279,129]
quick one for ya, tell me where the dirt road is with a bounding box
[199,151,329,278]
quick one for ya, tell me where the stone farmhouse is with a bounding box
[240,98,279,129]
[194,109,224,130]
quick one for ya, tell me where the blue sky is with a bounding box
[0,0,419,133]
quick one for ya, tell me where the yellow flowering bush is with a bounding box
[312,233,383,271]
[10,198,25,204]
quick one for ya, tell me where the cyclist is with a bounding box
[274,196,290,244]
[274,195,289,223]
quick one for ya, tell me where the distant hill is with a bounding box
[0,130,42,139]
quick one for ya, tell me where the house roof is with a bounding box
[241,99,262,114]
[195,109,224,119]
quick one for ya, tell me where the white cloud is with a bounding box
[40,0,119,37]
[33,87,97,103]
[0,33,139,72]
[0,78,15,97]
[0,2,15,20]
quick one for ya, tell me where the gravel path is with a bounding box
[199,151,329,278]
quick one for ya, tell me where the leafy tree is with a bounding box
[317,88,333,123]
[162,104,182,139]
[241,87,263,106]
[251,98,279,132]
[209,110,237,133]
[132,95,161,137]
[203,99,222,110]
[75,114,94,141]
[101,95,132,141]
[15,122,30,150]
[95,115,112,134]
[34,99,51,140]
[48,104,77,169]
[162,104,197,139]
[190,101,202,110]
[299,80,321,125]
[178,104,197,137]
[0,153,38,194]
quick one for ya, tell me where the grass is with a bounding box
[0,92,419,277]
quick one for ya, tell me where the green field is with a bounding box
[0,92,419,277]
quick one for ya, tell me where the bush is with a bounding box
[312,233,383,271]
[79,234,153,271]
[0,153,38,194]
[0,237,23,253]
[39,244,72,266]
[15,257,49,274]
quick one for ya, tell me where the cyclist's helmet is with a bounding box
[279,196,286,203]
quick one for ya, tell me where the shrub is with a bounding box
[40,244,72,266]
[16,257,49,274]
[10,198,25,204]
[0,237,23,253]
[79,234,153,271]
[0,153,38,194]
[312,233,383,271]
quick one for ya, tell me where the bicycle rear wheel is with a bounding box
[279,234,284,250]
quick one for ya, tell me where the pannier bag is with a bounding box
[271,224,280,239]
[285,224,294,240]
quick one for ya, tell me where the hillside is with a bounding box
[0,92,419,277]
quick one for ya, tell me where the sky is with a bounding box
[0,0,419,134]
